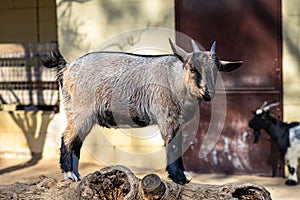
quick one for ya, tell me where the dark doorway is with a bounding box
[176,0,283,176]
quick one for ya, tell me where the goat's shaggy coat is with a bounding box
[43,39,242,185]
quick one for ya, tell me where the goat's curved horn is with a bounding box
[169,38,188,61]
[210,41,216,53]
[263,102,279,111]
[191,39,201,53]
[259,101,268,110]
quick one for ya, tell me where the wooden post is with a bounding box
[141,174,166,199]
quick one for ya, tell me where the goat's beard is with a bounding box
[193,87,206,100]
[192,87,212,101]
[254,129,261,143]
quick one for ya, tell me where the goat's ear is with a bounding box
[218,60,243,72]
[169,38,188,62]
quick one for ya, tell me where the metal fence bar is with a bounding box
[0,42,59,110]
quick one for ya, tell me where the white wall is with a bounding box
[282,1,300,122]
[56,0,174,60]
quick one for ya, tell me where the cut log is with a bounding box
[0,165,272,200]
[141,174,166,199]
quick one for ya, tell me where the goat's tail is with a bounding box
[42,50,67,84]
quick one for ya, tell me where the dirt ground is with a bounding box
[0,154,299,200]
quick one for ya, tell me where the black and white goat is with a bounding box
[249,102,300,186]
[43,39,242,185]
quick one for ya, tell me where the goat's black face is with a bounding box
[169,39,242,101]
[248,110,272,143]
[189,51,219,101]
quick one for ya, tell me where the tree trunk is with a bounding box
[0,165,271,200]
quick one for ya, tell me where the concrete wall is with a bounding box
[282,1,300,122]
[0,0,57,158]
[0,111,54,155]
[56,0,174,60]
[0,0,57,43]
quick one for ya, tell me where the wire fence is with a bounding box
[0,43,59,111]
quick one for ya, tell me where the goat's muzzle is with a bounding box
[248,120,260,143]
[253,129,261,143]
[202,91,215,101]
[249,120,261,143]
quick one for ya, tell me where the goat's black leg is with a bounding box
[60,112,95,181]
[60,136,83,181]
[72,136,83,179]
[60,137,71,173]
[286,162,298,186]
[166,129,191,185]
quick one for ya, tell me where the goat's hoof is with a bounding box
[169,171,190,185]
[171,177,188,185]
[64,171,82,182]
[285,179,298,186]
[183,171,192,182]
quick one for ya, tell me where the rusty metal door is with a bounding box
[176,0,283,176]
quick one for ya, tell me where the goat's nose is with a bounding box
[203,90,215,101]
[203,91,213,101]
[203,96,211,101]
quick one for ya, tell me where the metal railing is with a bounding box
[0,43,59,111]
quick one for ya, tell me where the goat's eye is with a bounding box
[190,68,195,73]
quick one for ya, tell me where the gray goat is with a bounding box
[43,39,242,185]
